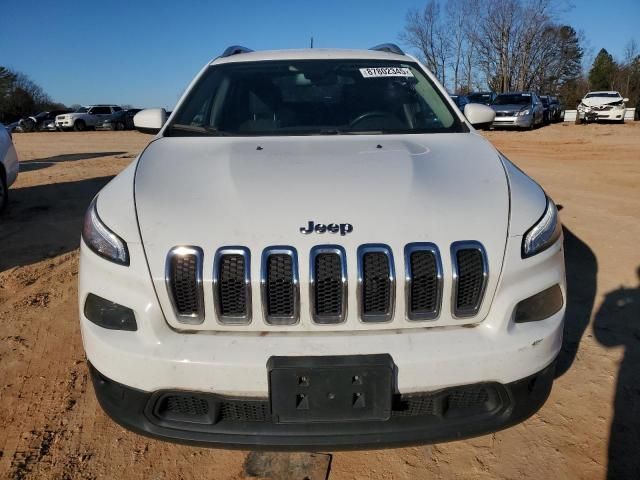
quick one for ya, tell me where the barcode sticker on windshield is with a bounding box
[359,67,414,78]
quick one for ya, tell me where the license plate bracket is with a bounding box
[268,354,394,423]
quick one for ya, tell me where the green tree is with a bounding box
[589,48,616,90]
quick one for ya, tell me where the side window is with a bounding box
[90,107,111,115]
[112,106,122,112]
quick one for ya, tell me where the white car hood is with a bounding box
[135,133,510,330]
[580,96,623,107]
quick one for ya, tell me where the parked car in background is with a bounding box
[96,108,143,131]
[55,105,123,131]
[577,91,628,124]
[467,91,497,105]
[18,109,73,132]
[539,96,552,124]
[125,109,142,129]
[0,123,19,212]
[490,92,544,130]
[450,94,470,110]
[548,96,563,122]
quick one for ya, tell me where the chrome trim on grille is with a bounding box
[165,246,205,324]
[309,245,348,324]
[404,242,443,321]
[450,241,489,318]
[212,246,251,325]
[357,244,395,323]
[260,246,300,325]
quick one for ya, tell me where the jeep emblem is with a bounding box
[300,221,353,236]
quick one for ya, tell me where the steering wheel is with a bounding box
[349,111,395,128]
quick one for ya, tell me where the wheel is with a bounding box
[115,121,125,131]
[74,120,86,132]
[0,171,7,213]
[22,118,36,133]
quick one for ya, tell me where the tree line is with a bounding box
[0,66,65,124]
[400,0,639,108]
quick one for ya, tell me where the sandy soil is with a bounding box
[1,124,639,479]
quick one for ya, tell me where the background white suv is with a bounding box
[80,44,565,450]
[56,105,122,131]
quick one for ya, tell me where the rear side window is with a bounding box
[167,59,465,136]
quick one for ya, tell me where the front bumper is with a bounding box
[89,359,556,450]
[491,114,533,128]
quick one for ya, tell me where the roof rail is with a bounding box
[221,45,254,57]
[369,43,405,56]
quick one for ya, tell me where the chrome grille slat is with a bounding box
[357,244,395,323]
[451,241,488,318]
[404,243,443,321]
[261,247,300,325]
[165,246,204,324]
[213,247,251,324]
[309,245,347,324]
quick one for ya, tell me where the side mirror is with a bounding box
[623,98,629,103]
[134,108,167,134]
[463,103,495,130]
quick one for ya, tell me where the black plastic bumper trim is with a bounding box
[88,359,556,451]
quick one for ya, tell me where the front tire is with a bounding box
[115,121,125,131]
[74,120,86,132]
[0,171,8,213]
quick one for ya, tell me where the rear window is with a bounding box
[166,59,465,137]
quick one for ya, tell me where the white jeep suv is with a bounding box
[79,44,565,449]
[56,105,123,131]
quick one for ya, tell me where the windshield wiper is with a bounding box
[167,124,230,136]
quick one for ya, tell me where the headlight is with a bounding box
[522,197,562,258]
[519,108,531,116]
[82,197,129,265]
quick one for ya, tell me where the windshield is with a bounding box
[166,60,464,136]
[467,93,492,104]
[492,94,531,106]
[75,107,89,113]
[585,92,620,98]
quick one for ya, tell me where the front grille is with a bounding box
[164,241,489,327]
[213,247,251,324]
[165,246,204,323]
[310,246,347,324]
[451,242,488,317]
[358,245,395,322]
[261,247,299,325]
[405,243,442,320]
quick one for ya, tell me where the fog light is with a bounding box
[84,293,137,331]
[514,285,563,323]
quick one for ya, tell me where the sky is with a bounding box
[1,0,638,109]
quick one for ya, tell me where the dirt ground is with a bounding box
[1,123,639,479]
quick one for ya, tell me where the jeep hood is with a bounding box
[134,134,510,329]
